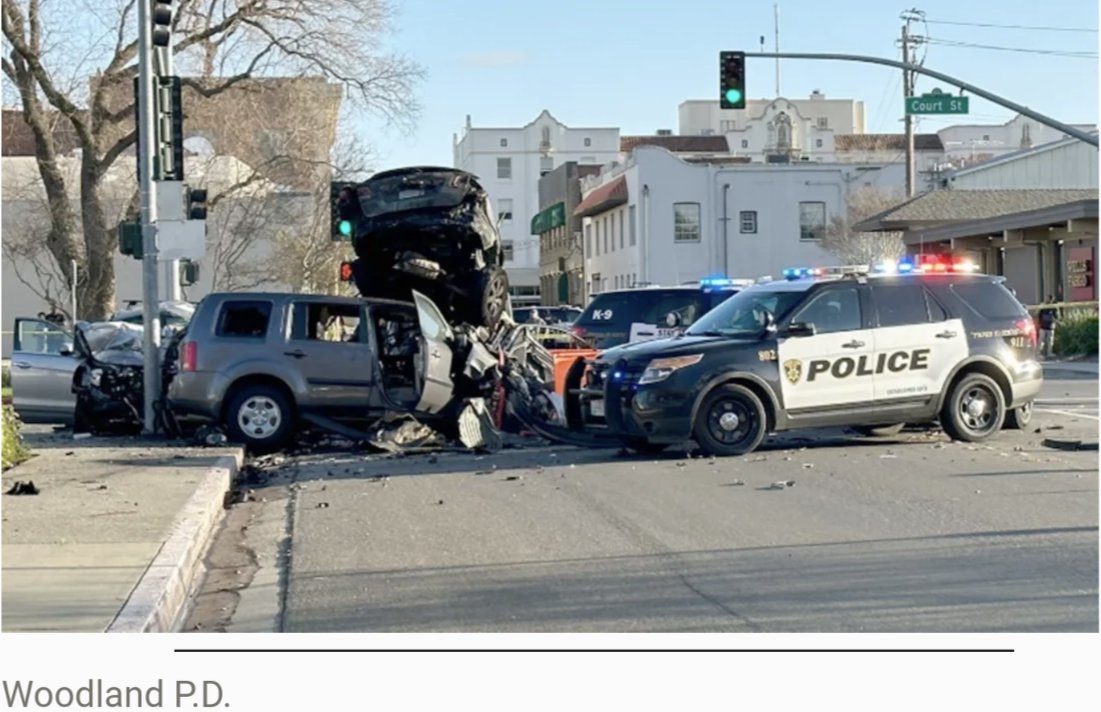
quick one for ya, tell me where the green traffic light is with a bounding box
[725,88,743,105]
[339,220,352,237]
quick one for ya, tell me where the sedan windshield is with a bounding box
[686,287,807,337]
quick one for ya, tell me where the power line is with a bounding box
[924,37,1098,58]
[925,19,1098,33]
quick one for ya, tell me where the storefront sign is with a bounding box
[1067,247,1095,301]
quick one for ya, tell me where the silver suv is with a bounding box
[167,291,469,451]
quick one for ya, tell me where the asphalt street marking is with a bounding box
[1036,407,1100,421]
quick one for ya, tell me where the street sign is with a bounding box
[906,88,969,115]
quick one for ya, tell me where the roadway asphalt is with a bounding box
[185,373,1098,634]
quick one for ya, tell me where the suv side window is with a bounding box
[873,284,932,327]
[791,286,862,334]
[645,294,707,326]
[291,302,363,343]
[216,300,272,338]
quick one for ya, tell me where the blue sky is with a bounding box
[365,0,1099,168]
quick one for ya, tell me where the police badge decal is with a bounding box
[783,359,802,385]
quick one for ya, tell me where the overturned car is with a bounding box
[338,166,511,329]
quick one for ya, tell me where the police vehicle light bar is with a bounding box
[782,265,869,280]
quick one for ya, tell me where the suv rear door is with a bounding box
[869,281,968,403]
[10,318,78,423]
[286,299,377,416]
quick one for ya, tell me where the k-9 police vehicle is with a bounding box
[568,260,1042,456]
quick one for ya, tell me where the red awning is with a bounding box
[573,176,628,218]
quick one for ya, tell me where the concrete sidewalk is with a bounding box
[1,427,242,632]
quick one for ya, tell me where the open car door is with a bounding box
[411,290,456,414]
[11,318,78,423]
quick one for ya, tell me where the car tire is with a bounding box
[225,384,295,453]
[1004,400,1034,430]
[692,383,768,457]
[852,423,906,437]
[475,265,509,327]
[622,437,668,455]
[941,373,1006,442]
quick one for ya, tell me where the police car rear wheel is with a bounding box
[1004,401,1033,430]
[693,384,767,456]
[942,373,1005,442]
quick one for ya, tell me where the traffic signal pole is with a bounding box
[741,51,1099,148]
[137,0,162,433]
[157,26,182,302]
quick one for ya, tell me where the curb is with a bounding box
[105,450,243,633]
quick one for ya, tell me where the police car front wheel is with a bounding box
[942,373,1006,442]
[693,383,768,457]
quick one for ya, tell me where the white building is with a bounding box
[679,91,865,138]
[452,110,620,303]
[935,113,1096,169]
[575,146,905,299]
[942,133,1099,190]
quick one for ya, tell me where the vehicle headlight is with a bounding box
[89,368,103,387]
[638,354,704,384]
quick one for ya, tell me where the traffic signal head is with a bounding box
[152,0,173,48]
[179,259,200,286]
[331,181,360,241]
[118,222,143,260]
[188,188,208,220]
[720,51,746,110]
[339,261,354,282]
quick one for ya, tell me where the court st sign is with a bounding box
[906,88,970,115]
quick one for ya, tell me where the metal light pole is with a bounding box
[137,0,162,433]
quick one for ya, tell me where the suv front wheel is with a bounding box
[941,373,1006,442]
[693,383,768,456]
[225,384,295,453]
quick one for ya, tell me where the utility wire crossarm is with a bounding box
[742,51,1098,148]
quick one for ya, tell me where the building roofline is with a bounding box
[946,132,1100,178]
[903,199,1099,245]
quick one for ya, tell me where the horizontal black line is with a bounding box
[176,648,1014,654]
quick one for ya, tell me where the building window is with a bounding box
[609,213,616,252]
[720,120,737,132]
[982,134,990,141]
[500,138,508,147]
[629,205,637,246]
[817,117,828,129]
[739,210,757,234]
[815,138,823,148]
[619,208,625,248]
[591,272,602,294]
[498,198,513,222]
[503,240,515,262]
[741,139,749,149]
[497,157,512,180]
[603,215,610,253]
[585,224,592,258]
[799,201,827,241]
[540,156,553,176]
[584,137,592,147]
[581,156,597,164]
[673,202,702,242]
[595,221,601,256]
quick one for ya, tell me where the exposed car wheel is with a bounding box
[692,383,767,457]
[852,423,906,437]
[225,384,295,453]
[475,265,509,327]
[1004,400,1034,430]
[941,373,1005,442]
[622,437,668,455]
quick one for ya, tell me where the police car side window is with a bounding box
[790,287,862,334]
[873,284,931,327]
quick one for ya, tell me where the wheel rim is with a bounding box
[1016,401,1033,423]
[237,396,282,439]
[958,384,1000,435]
[706,398,756,446]
[484,273,507,320]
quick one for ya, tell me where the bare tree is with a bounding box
[821,186,908,266]
[2,0,423,319]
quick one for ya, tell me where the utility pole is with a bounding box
[137,0,162,433]
[900,9,925,198]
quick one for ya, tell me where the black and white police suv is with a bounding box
[567,260,1043,456]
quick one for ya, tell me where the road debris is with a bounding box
[5,480,39,496]
[1041,438,1099,452]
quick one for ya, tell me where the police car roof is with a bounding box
[756,272,999,290]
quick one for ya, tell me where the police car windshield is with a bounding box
[686,287,806,337]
